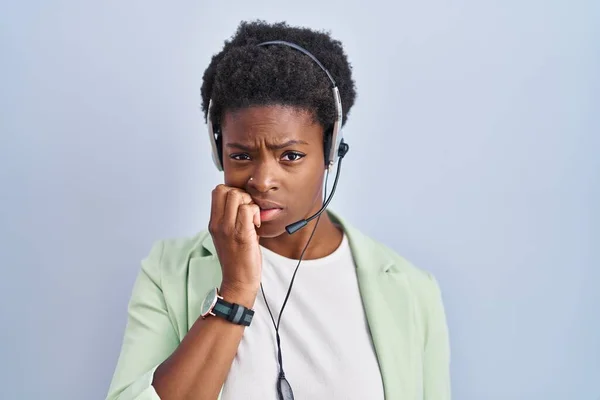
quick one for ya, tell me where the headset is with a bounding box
[206,40,346,173]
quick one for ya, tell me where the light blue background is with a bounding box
[1,1,598,399]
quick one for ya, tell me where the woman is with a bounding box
[107,20,451,400]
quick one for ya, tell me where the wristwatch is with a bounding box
[200,287,255,326]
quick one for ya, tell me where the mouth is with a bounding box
[252,199,284,223]
[259,207,283,222]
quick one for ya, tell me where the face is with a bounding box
[220,105,326,238]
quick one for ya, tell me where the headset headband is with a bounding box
[207,40,344,171]
[257,40,337,86]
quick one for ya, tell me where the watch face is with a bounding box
[200,287,218,317]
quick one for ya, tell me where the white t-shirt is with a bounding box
[222,233,385,400]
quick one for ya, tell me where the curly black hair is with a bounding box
[200,20,357,131]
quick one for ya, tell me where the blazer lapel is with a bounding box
[186,235,223,331]
[334,212,417,399]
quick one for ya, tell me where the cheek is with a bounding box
[222,169,248,189]
[294,163,325,201]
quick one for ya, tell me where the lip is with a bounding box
[252,198,284,223]
[252,198,284,210]
[259,208,283,222]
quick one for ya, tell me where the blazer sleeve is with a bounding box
[423,273,452,400]
[106,241,179,400]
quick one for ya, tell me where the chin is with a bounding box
[256,222,288,239]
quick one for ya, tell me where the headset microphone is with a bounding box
[285,141,349,234]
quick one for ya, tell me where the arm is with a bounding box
[422,274,452,400]
[151,284,256,400]
[106,241,177,400]
[152,185,263,399]
[106,241,256,400]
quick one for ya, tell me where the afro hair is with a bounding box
[200,20,357,132]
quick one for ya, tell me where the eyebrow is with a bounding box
[225,139,309,152]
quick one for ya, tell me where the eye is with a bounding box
[282,152,305,162]
[230,153,250,161]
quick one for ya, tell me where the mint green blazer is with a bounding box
[106,211,451,399]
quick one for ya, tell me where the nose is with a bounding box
[247,159,279,193]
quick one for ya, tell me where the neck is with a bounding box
[259,210,343,260]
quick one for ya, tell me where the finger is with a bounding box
[210,184,231,230]
[253,206,261,228]
[236,204,261,238]
[223,189,253,229]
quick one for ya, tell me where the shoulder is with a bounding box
[338,214,444,310]
[160,230,212,260]
[370,234,440,290]
[338,212,438,286]
[375,236,444,308]
[140,230,214,282]
[348,226,447,336]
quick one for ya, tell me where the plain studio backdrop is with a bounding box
[1,1,598,399]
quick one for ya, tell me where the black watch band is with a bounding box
[213,298,255,326]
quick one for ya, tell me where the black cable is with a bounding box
[260,169,331,400]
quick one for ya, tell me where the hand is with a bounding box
[208,185,262,301]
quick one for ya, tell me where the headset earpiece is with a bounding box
[323,127,333,167]
[214,127,224,168]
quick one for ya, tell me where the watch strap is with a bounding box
[213,298,254,326]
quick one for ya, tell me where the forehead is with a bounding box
[221,105,322,142]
